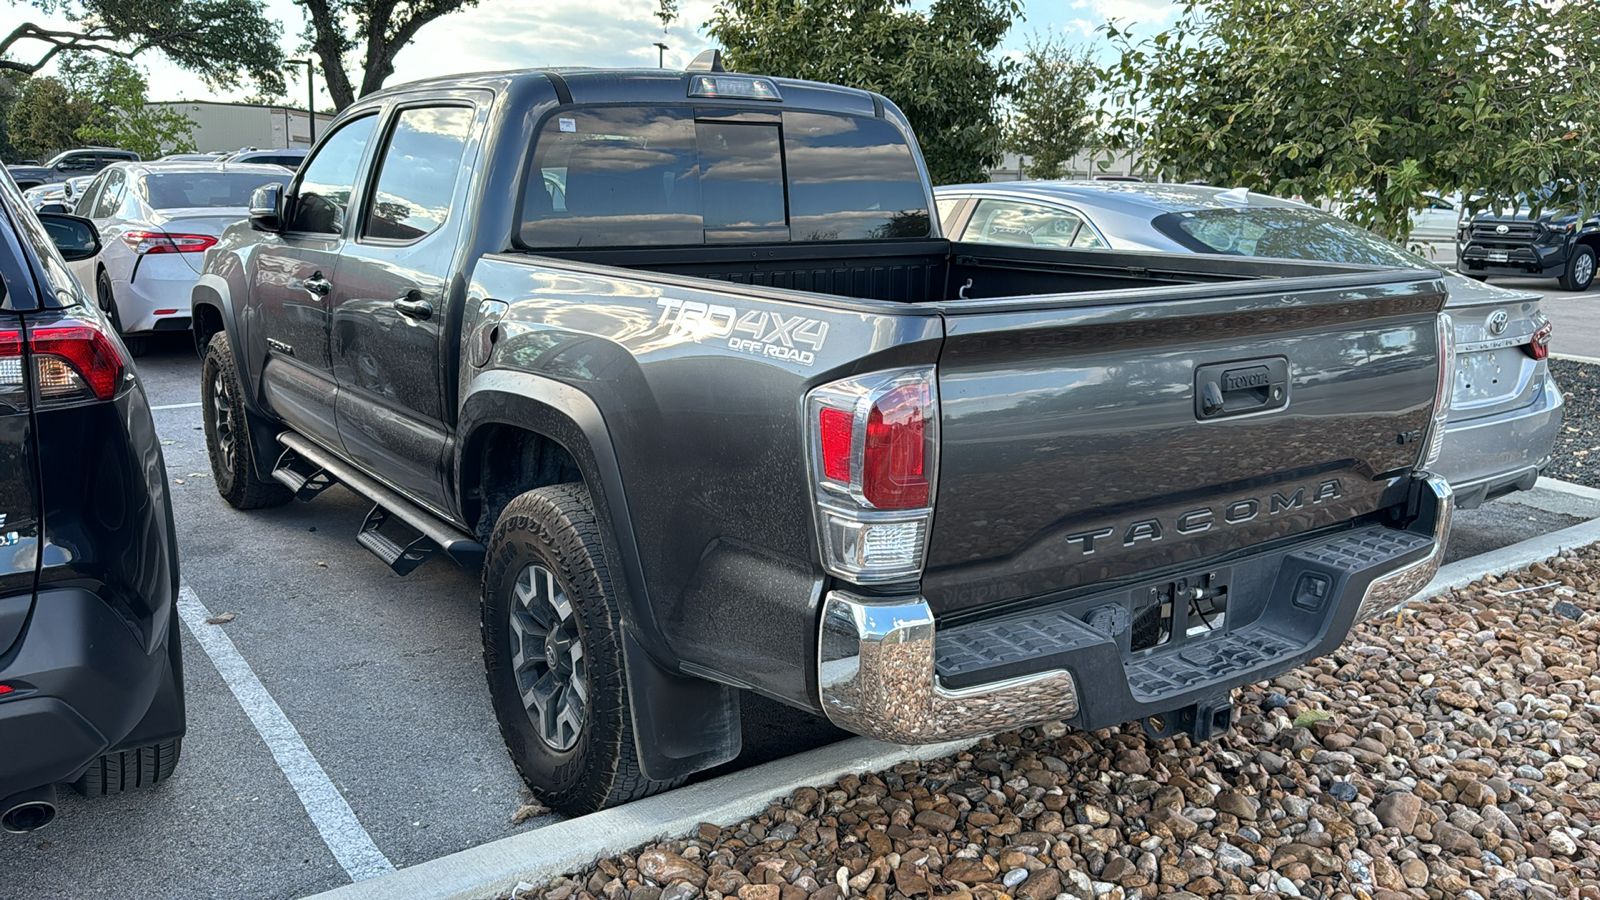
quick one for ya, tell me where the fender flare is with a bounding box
[458,371,740,781]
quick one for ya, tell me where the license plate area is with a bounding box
[1119,570,1231,655]
[1488,250,1509,262]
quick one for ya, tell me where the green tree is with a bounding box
[1005,35,1101,180]
[68,59,196,158]
[292,0,486,109]
[1104,0,1600,241]
[5,75,94,160]
[2,0,284,92]
[707,0,1020,185]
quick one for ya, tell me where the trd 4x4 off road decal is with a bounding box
[656,298,829,365]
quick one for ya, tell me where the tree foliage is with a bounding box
[1104,0,1600,240]
[2,60,194,161]
[293,0,482,109]
[5,75,93,160]
[2,0,285,92]
[707,0,1020,185]
[1005,35,1101,180]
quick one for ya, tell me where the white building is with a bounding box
[986,149,1152,183]
[146,101,337,153]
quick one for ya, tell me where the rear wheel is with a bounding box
[71,739,181,796]
[481,483,679,815]
[201,332,292,509]
[96,271,146,357]
[1560,245,1596,292]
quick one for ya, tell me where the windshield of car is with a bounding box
[1152,207,1431,268]
[139,172,289,209]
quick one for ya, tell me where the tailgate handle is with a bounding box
[1195,358,1289,420]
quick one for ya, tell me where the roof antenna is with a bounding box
[686,49,726,73]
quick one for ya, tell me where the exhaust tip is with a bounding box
[1,786,57,833]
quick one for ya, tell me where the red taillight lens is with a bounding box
[863,383,930,509]
[29,320,126,402]
[1527,322,1554,360]
[819,407,854,482]
[0,685,12,696]
[122,231,218,254]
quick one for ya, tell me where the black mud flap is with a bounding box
[622,631,741,781]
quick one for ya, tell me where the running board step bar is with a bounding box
[271,447,339,501]
[275,432,486,573]
[357,505,437,576]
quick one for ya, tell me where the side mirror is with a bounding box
[36,202,70,214]
[35,213,101,261]
[249,183,284,232]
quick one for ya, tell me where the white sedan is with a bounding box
[67,161,289,353]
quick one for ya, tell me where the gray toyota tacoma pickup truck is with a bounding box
[192,57,1455,815]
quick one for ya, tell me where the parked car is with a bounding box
[0,168,184,832]
[196,63,1453,815]
[20,183,67,212]
[5,147,141,190]
[159,153,223,162]
[1457,189,1600,291]
[935,181,1561,509]
[68,161,290,354]
[215,148,308,171]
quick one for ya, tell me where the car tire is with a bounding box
[1560,245,1597,292]
[71,738,181,796]
[481,483,680,816]
[96,271,146,357]
[201,332,293,510]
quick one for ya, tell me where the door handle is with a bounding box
[303,274,332,296]
[393,295,433,320]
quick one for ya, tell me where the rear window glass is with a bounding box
[141,172,289,209]
[1153,207,1429,268]
[517,105,930,248]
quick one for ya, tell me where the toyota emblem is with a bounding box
[1488,309,1510,335]
[1496,224,1510,234]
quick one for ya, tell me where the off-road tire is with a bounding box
[201,332,292,509]
[1560,244,1597,292]
[71,738,181,796]
[96,270,146,357]
[482,483,681,815]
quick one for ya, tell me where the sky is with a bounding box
[11,0,1181,107]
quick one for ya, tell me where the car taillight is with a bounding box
[0,317,128,409]
[1420,314,1455,472]
[1527,321,1554,360]
[807,367,938,584]
[121,231,218,254]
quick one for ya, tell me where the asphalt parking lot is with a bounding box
[0,332,1592,899]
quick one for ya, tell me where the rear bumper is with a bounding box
[819,477,1451,744]
[0,588,184,799]
[119,259,201,334]
[1435,374,1562,509]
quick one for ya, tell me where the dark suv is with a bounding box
[0,170,183,833]
[5,148,142,191]
[1458,200,1600,291]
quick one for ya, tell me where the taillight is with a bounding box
[1,318,128,408]
[1527,321,1554,360]
[1420,314,1455,472]
[807,367,938,584]
[121,231,218,254]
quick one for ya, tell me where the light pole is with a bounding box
[286,58,316,144]
[654,42,668,68]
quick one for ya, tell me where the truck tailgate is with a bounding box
[923,272,1445,617]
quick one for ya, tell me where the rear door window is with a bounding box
[517,106,931,248]
[362,105,475,242]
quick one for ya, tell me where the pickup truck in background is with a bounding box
[1458,191,1600,291]
[192,57,1455,815]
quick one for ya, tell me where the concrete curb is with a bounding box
[1534,476,1600,503]
[1550,352,1600,366]
[1419,511,1600,597]
[300,736,975,900]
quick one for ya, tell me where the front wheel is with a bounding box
[481,483,679,815]
[1560,245,1596,292]
[201,332,292,509]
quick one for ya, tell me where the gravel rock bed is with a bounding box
[1545,359,1600,488]
[519,547,1600,900]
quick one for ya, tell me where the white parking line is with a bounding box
[177,584,396,883]
[151,401,202,410]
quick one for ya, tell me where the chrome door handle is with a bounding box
[393,296,433,320]
[303,274,332,296]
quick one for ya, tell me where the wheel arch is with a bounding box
[458,371,741,781]
[192,273,281,481]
